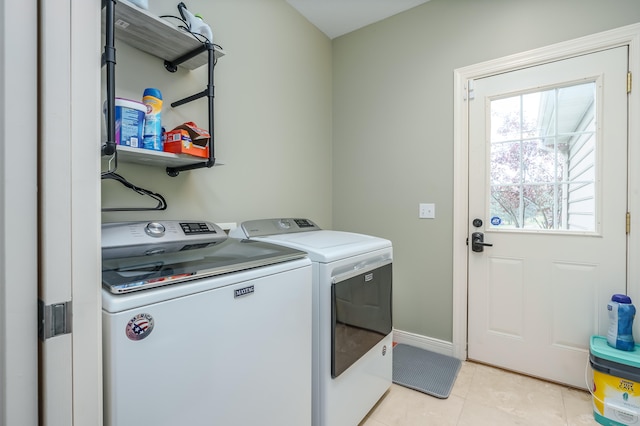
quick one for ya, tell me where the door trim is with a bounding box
[39,1,102,424]
[452,23,640,361]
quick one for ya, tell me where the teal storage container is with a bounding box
[590,336,640,425]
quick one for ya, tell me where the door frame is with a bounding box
[38,0,102,424]
[452,23,640,361]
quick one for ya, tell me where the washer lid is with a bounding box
[102,235,307,294]
[252,230,391,263]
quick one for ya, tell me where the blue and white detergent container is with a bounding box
[142,88,163,151]
[607,294,636,351]
[102,98,146,148]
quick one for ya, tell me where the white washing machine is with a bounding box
[101,220,313,426]
[231,218,393,426]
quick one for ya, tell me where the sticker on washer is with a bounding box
[125,313,154,341]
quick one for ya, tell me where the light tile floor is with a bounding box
[359,361,599,426]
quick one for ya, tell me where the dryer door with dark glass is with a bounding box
[331,261,392,378]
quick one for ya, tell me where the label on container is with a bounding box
[593,369,640,425]
[604,398,640,425]
[113,101,145,147]
[118,107,143,147]
[608,301,636,351]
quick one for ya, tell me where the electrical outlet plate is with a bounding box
[419,203,435,219]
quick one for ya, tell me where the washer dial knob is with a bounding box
[145,222,165,237]
[278,219,292,229]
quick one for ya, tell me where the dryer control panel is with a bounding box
[236,218,321,238]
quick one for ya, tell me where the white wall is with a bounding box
[101,0,333,228]
[332,0,640,341]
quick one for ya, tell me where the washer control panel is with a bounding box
[235,218,321,238]
[102,220,225,250]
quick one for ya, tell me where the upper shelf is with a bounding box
[102,0,225,70]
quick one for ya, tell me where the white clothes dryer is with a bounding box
[231,218,393,426]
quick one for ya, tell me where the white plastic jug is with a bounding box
[129,0,148,9]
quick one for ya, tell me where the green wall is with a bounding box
[103,0,640,344]
[332,0,640,341]
[101,0,333,228]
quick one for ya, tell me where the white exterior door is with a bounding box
[467,46,629,388]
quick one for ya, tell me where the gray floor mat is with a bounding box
[392,343,462,399]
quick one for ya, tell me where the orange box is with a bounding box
[163,123,210,158]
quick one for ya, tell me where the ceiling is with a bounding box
[285,0,431,39]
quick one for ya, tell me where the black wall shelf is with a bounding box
[101,0,224,176]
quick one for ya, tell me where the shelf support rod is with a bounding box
[166,43,216,177]
[206,42,216,168]
[101,0,117,156]
[170,89,207,107]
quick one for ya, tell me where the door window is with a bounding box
[489,82,597,232]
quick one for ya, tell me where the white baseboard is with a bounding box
[392,329,463,360]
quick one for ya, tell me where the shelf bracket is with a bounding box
[164,43,209,73]
[166,159,215,177]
